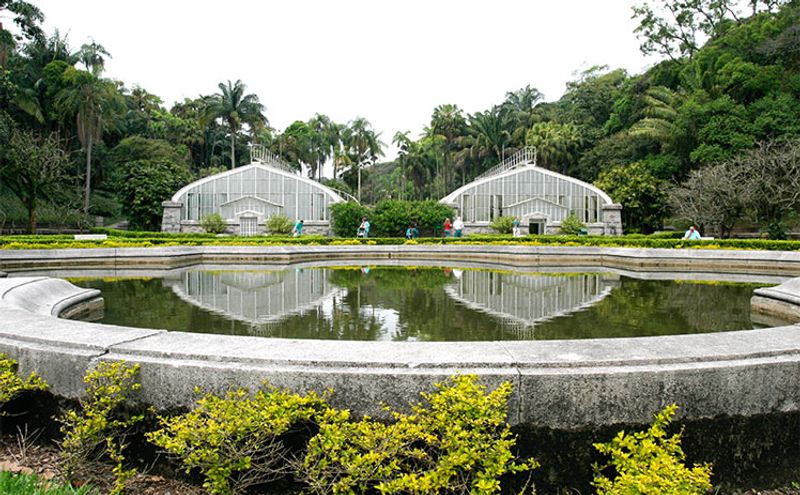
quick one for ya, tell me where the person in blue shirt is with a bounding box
[293,219,303,237]
[683,226,701,240]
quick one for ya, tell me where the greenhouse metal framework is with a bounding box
[161,146,348,235]
[440,147,623,235]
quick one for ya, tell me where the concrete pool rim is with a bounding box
[1,244,800,430]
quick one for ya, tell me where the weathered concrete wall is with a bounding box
[1,245,800,429]
[753,277,800,322]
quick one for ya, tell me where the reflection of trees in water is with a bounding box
[534,278,757,339]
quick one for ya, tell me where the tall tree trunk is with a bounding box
[84,134,93,218]
[25,196,36,234]
[230,132,236,169]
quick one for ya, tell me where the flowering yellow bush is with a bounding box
[593,405,712,495]
[301,375,537,494]
[0,354,47,407]
[148,385,329,495]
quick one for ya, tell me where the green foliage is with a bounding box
[768,221,787,240]
[148,385,329,495]
[593,404,712,495]
[330,202,370,237]
[59,361,143,493]
[595,162,668,233]
[266,213,294,235]
[117,159,193,231]
[301,375,537,495]
[1,128,71,233]
[0,471,96,495]
[200,213,227,234]
[490,215,515,234]
[337,200,455,238]
[560,212,586,235]
[0,353,47,407]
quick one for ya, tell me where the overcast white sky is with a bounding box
[27,0,656,159]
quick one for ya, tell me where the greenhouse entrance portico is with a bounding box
[440,148,623,235]
[161,146,348,235]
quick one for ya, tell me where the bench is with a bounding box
[73,234,108,241]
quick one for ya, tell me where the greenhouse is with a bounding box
[161,146,349,235]
[440,148,623,235]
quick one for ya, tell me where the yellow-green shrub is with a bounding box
[592,404,712,495]
[147,385,329,495]
[59,361,143,494]
[301,375,537,494]
[201,213,227,234]
[0,353,47,407]
[490,215,515,234]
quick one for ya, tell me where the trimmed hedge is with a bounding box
[2,232,800,251]
[331,200,455,238]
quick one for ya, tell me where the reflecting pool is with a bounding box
[70,265,772,341]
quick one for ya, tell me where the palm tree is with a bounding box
[203,80,266,169]
[429,104,466,195]
[525,121,583,173]
[308,114,341,180]
[342,117,384,201]
[76,40,111,75]
[502,85,544,145]
[55,67,124,217]
[629,86,682,148]
[467,107,513,173]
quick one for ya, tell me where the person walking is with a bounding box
[512,216,521,237]
[293,219,304,237]
[453,216,464,238]
[443,217,452,238]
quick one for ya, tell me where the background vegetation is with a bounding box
[2,0,800,237]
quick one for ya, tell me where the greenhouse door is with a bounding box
[240,216,258,236]
[529,220,545,235]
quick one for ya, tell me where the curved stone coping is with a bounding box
[1,245,800,429]
[0,277,102,317]
[755,278,800,306]
[3,244,800,275]
[752,278,800,322]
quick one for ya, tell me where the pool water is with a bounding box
[70,265,767,341]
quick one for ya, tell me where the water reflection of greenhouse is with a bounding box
[445,270,617,338]
[167,269,341,329]
[164,267,618,339]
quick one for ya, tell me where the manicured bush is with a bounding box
[59,362,143,495]
[490,215,515,234]
[560,212,586,235]
[301,375,537,494]
[266,214,294,235]
[148,385,329,495]
[200,213,227,234]
[592,404,712,495]
[4,231,800,251]
[330,201,370,237]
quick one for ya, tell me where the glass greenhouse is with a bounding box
[440,148,622,235]
[161,147,348,235]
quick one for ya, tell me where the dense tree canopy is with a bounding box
[2,1,800,234]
